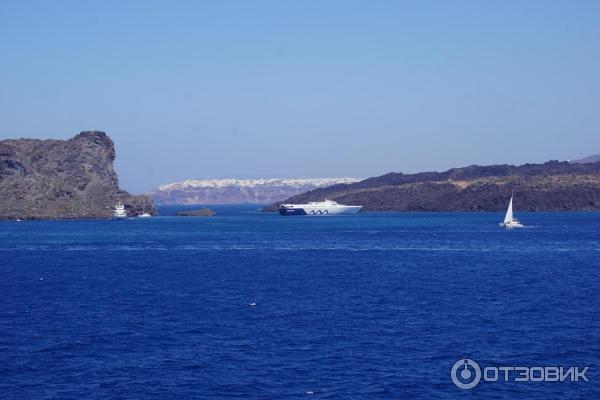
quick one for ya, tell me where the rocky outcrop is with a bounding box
[175,208,216,217]
[0,131,155,220]
[265,160,600,212]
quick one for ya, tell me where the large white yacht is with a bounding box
[114,202,127,218]
[279,199,362,216]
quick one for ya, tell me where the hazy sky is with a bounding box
[1,1,599,193]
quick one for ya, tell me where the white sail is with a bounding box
[503,196,514,223]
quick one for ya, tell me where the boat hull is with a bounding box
[500,222,524,229]
[279,207,307,216]
[279,204,362,216]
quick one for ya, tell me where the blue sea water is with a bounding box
[1,206,599,399]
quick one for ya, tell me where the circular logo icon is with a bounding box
[451,358,481,389]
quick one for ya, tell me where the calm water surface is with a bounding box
[1,206,599,399]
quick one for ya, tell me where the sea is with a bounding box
[1,205,599,399]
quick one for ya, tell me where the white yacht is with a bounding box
[138,212,152,218]
[499,194,524,229]
[114,202,127,218]
[279,199,362,216]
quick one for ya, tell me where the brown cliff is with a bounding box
[0,131,155,220]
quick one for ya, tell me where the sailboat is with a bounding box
[499,194,524,229]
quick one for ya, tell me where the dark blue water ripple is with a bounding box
[1,207,599,399]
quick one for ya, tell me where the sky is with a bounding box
[1,1,599,194]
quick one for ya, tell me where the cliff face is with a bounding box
[151,178,359,205]
[266,161,600,212]
[0,131,155,220]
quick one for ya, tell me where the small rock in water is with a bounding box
[175,208,216,217]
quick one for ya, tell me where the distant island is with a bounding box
[265,158,600,212]
[150,177,359,205]
[0,131,155,220]
[570,154,600,164]
[175,208,216,217]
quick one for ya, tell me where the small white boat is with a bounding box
[114,202,127,218]
[499,194,524,229]
[138,212,152,218]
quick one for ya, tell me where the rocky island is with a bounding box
[0,131,155,220]
[265,159,600,212]
[175,208,216,217]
